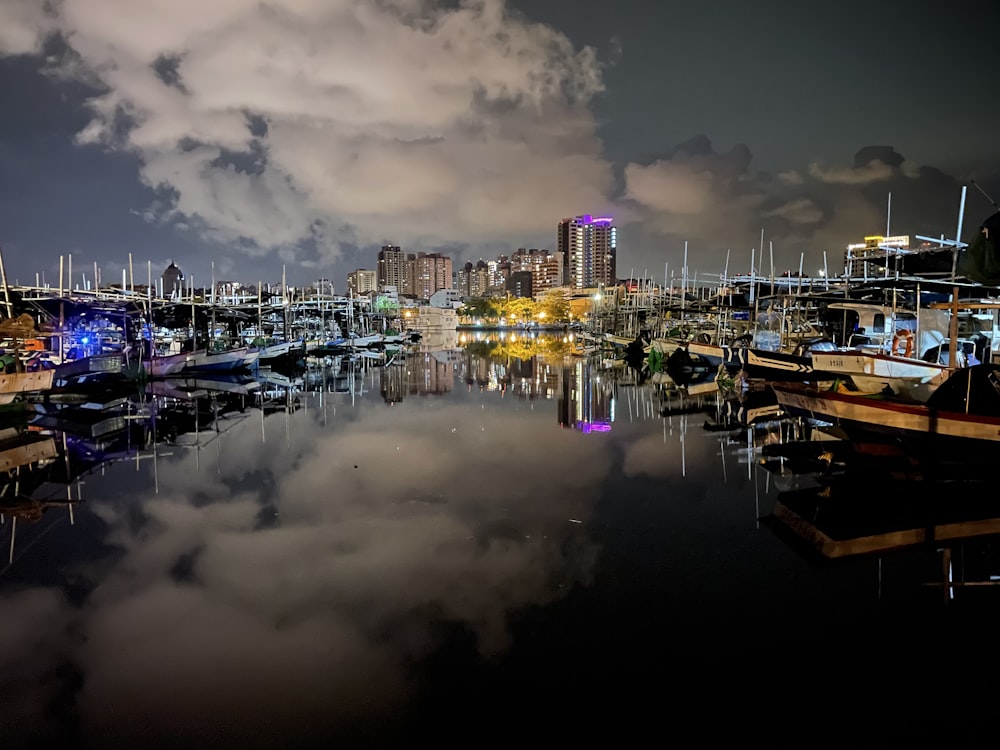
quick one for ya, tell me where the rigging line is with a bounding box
[970,179,999,211]
[0,514,68,577]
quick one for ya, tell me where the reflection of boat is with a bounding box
[31,407,128,439]
[663,344,716,387]
[660,385,717,417]
[757,435,848,477]
[147,374,262,400]
[763,475,1000,564]
[0,427,58,473]
[770,363,1000,467]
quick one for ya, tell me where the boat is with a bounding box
[251,338,302,362]
[769,362,1000,467]
[142,345,260,377]
[654,336,839,384]
[808,348,954,400]
[0,368,56,396]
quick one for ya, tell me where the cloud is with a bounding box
[3,0,613,266]
[776,170,804,186]
[3,1,996,287]
[0,588,76,742]
[808,159,896,185]
[763,197,824,225]
[0,0,54,55]
[617,135,982,279]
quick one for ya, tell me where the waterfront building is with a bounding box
[558,214,617,289]
[507,270,533,299]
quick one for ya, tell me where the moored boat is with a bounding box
[808,348,953,401]
[769,363,1000,466]
[143,345,259,377]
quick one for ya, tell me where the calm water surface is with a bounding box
[3,341,999,748]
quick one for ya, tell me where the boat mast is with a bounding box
[950,185,967,282]
[0,243,13,318]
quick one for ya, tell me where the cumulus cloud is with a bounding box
[776,170,804,186]
[763,197,824,225]
[808,159,896,185]
[2,0,994,287]
[618,137,979,278]
[0,0,54,55]
[0,0,613,268]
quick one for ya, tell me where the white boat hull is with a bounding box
[809,351,950,400]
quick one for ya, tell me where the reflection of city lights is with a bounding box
[579,421,611,434]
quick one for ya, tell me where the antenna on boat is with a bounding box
[970,179,999,211]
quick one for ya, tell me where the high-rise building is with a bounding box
[377,244,406,293]
[557,214,616,289]
[512,247,563,294]
[348,269,378,295]
[412,252,453,301]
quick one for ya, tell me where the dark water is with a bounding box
[3,343,999,748]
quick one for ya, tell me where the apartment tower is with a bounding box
[557,215,616,289]
[376,244,407,293]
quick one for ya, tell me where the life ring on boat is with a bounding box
[891,329,914,358]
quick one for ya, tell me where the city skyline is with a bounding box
[2,1,998,293]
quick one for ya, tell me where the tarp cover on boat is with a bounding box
[926,363,1000,414]
[957,211,1000,285]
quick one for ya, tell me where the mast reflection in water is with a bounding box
[2,336,999,748]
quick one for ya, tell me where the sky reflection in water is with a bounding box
[2,343,999,747]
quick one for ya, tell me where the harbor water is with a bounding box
[2,342,999,748]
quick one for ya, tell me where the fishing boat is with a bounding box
[769,362,1000,467]
[142,345,259,377]
[0,368,55,396]
[808,348,955,401]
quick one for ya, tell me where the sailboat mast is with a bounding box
[951,185,968,281]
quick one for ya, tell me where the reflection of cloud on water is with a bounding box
[619,423,721,479]
[0,589,75,744]
[3,400,611,746]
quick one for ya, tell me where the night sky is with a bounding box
[1,0,998,291]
